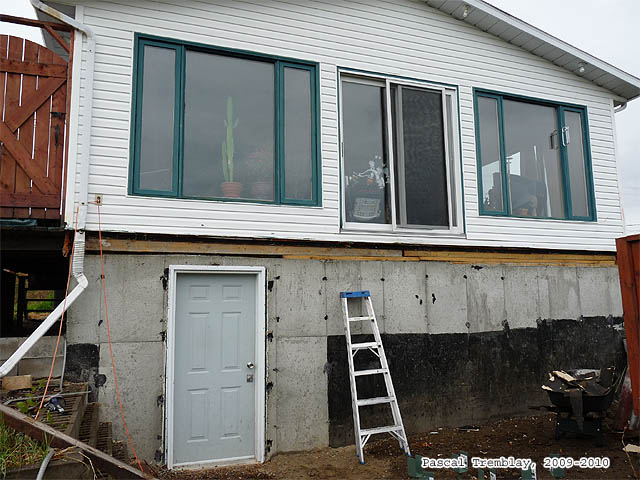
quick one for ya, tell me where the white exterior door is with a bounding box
[172,272,257,465]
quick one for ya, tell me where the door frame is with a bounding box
[165,265,266,469]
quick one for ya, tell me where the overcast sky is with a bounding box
[1,0,638,231]
[485,0,640,231]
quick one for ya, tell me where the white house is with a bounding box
[2,0,639,469]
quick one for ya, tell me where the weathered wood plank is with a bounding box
[85,236,405,257]
[5,76,65,133]
[28,207,47,219]
[0,193,60,207]
[0,37,6,117]
[13,40,39,218]
[635,242,640,314]
[404,249,615,260]
[43,24,71,53]
[0,14,73,32]
[616,235,640,415]
[416,257,613,267]
[0,123,57,194]
[33,46,55,220]
[84,236,619,266]
[0,58,67,78]
[0,403,153,479]
[46,48,66,219]
[0,37,10,218]
[1,37,23,218]
[404,249,616,266]
[1,374,32,391]
[284,254,421,262]
[0,35,9,218]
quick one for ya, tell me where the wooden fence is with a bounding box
[0,34,69,220]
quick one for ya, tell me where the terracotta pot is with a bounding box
[250,181,273,200]
[221,182,243,198]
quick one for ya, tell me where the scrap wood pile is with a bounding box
[542,368,615,398]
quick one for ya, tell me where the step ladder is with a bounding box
[340,290,411,464]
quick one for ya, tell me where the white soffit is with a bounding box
[425,0,640,103]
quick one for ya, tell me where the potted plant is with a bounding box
[248,146,273,200]
[221,96,243,198]
[346,155,388,222]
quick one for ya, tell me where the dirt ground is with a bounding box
[156,414,640,479]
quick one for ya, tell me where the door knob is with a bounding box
[247,362,254,369]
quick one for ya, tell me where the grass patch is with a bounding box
[29,299,55,312]
[27,291,55,314]
[0,419,50,477]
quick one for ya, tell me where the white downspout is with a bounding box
[614,101,628,114]
[0,3,95,377]
[612,100,629,235]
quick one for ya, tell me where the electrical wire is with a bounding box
[35,207,78,421]
[97,203,144,473]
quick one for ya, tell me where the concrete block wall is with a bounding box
[66,253,624,461]
[0,336,64,379]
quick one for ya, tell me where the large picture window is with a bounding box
[130,36,320,205]
[339,74,462,233]
[474,90,595,221]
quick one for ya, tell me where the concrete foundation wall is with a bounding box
[65,253,624,461]
[0,336,64,378]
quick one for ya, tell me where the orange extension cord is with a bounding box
[35,207,78,421]
[35,205,143,473]
[97,203,144,473]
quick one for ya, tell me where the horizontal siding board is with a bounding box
[468,225,623,238]
[67,0,623,251]
[90,207,339,225]
[88,192,340,216]
[82,3,614,104]
[84,3,602,97]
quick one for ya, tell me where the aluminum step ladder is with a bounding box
[340,290,411,464]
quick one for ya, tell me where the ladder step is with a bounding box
[341,290,370,298]
[357,396,395,406]
[354,368,388,377]
[351,341,380,350]
[360,425,403,436]
[348,316,374,322]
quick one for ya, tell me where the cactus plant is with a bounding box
[221,96,238,183]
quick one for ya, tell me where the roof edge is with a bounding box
[453,0,640,101]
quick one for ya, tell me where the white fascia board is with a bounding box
[445,0,640,101]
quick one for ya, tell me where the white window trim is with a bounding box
[338,69,464,236]
[165,265,266,469]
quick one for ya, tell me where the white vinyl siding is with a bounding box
[67,0,624,251]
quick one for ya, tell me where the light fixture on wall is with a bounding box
[462,4,470,18]
[577,62,586,74]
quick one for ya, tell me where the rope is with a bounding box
[97,203,144,473]
[35,207,78,421]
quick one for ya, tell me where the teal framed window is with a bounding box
[130,35,321,206]
[474,89,596,221]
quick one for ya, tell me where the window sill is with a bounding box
[127,192,323,209]
[341,223,465,237]
[478,212,596,223]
